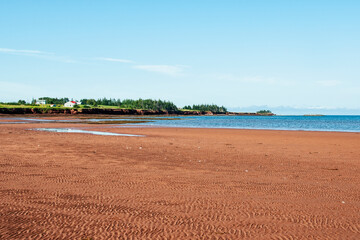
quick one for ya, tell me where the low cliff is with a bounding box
[0,108,274,116]
[0,107,206,115]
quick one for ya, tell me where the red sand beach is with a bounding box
[0,121,360,239]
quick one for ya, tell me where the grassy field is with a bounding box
[0,104,66,109]
[0,104,111,109]
[0,104,213,113]
[0,104,180,111]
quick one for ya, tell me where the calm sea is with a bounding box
[3,115,360,132]
[138,115,360,132]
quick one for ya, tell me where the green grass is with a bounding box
[0,104,75,111]
[0,104,179,112]
[0,104,107,109]
[94,105,136,109]
[0,104,50,108]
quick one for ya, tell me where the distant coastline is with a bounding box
[1,97,276,116]
[0,107,275,116]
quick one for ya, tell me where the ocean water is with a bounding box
[2,115,360,132]
[138,115,360,132]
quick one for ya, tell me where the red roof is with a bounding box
[71,101,76,103]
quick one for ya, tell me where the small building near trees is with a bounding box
[64,101,81,108]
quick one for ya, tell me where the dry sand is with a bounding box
[0,121,360,239]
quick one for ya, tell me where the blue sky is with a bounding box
[1,0,359,114]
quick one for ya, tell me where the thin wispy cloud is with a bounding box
[133,65,184,76]
[0,48,53,55]
[97,57,134,63]
[0,47,82,64]
[98,57,186,76]
[1,48,186,72]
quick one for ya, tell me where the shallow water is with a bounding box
[3,115,360,132]
[139,115,360,132]
[33,128,144,137]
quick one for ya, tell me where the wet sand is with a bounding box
[1,122,360,239]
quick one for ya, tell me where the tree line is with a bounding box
[256,110,273,114]
[1,97,229,113]
[80,98,178,111]
[120,99,178,111]
[35,97,70,104]
[80,98,227,112]
[183,104,228,113]
[80,98,121,107]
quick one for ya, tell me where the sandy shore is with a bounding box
[1,122,360,239]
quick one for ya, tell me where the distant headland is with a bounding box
[0,97,274,116]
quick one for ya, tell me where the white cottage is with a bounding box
[64,101,81,108]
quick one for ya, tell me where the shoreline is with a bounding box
[0,107,274,116]
[3,121,360,134]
